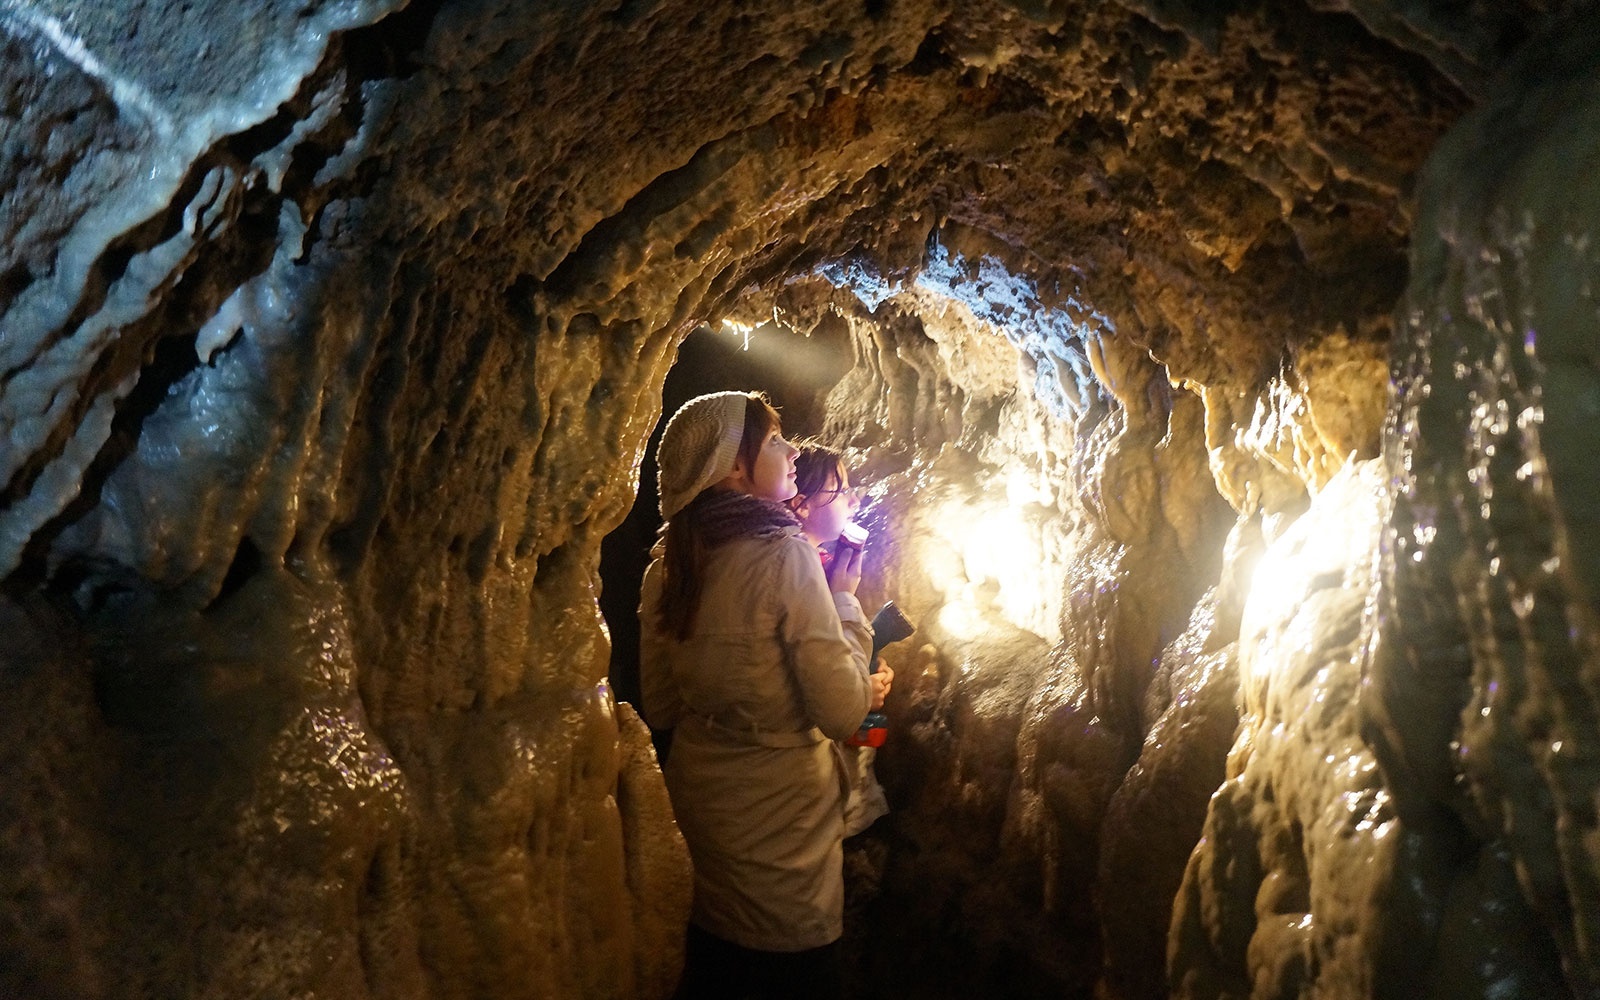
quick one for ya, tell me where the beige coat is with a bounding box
[639,527,873,951]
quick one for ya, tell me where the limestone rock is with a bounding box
[0,0,1592,998]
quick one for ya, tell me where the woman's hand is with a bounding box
[826,540,863,595]
[870,663,894,711]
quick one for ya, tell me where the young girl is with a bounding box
[638,391,890,998]
[788,443,893,837]
[787,443,863,570]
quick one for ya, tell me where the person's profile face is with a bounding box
[801,467,859,543]
[744,428,799,503]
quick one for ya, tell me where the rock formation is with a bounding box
[2,0,1596,998]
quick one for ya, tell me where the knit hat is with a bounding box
[657,391,750,518]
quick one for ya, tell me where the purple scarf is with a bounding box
[688,489,801,546]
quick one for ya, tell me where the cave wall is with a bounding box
[2,0,1595,998]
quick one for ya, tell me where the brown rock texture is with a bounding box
[1,0,1596,998]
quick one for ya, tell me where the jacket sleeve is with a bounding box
[774,537,873,740]
[637,560,684,730]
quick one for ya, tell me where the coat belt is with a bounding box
[682,714,826,749]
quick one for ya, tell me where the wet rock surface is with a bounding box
[1,1,1596,998]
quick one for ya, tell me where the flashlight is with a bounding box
[838,521,869,550]
[846,602,916,748]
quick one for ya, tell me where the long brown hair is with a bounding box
[657,392,782,640]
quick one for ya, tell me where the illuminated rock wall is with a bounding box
[1371,14,1600,997]
[738,12,1600,996]
[1176,15,1600,1000]
[1,1,1591,999]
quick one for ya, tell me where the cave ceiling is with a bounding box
[1,0,1548,594]
[0,0,1555,588]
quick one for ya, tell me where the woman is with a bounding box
[639,391,888,998]
[787,442,893,838]
[787,442,864,569]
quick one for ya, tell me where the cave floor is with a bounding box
[841,824,1097,1000]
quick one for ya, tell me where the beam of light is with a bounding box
[692,318,848,395]
[938,593,988,641]
[1241,459,1374,680]
[916,477,1055,642]
[721,319,754,351]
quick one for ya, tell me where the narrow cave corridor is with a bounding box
[4,2,1600,999]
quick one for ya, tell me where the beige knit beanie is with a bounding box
[657,391,750,518]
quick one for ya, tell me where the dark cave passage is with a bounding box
[601,320,852,719]
[597,286,1122,997]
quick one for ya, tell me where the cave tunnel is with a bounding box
[3,1,1599,998]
